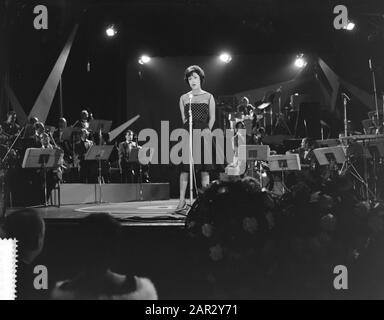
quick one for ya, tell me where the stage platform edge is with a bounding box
[51,183,170,205]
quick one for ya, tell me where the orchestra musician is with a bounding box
[19,121,45,155]
[53,117,67,143]
[32,122,45,147]
[0,124,19,167]
[75,128,94,183]
[282,137,319,188]
[40,132,54,149]
[291,137,317,166]
[236,97,255,117]
[2,110,21,137]
[53,117,72,165]
[118,130,141,183]
[252,126,266,145]
[38,132,64,195]
[227,121,247,170]
[23,117,39,139]
[364,112,382,134]
[73,110,91,130]
[0,124,9,144]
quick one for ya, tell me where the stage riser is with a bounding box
[52,183,170,205]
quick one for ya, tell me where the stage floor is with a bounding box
[6,199,187,227]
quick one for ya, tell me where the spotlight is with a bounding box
[219,52,232,63]
[344,21,355,31]
[106,25,117,37]
[138,55,151,65]
[294,54,307,68]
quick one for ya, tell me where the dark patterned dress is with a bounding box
[180,92,214,172]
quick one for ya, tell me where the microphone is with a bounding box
[342,92,351,101]
[369,59,373,71]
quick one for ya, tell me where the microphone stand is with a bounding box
[98,127,103,203]
[189,95,194,206]
[136,134,143,200]
[369,59,380,131]
[382,92,384,130]
[343,93,349,138]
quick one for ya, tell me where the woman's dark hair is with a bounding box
[79,213,122,271]
[235,121,245,130]
[2,209,44,255]
[184,65,205,85]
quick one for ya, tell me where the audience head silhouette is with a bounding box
[2,209,45,264]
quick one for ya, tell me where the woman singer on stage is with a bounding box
[176,65,216,212]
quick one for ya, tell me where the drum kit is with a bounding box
[218,87,292,135]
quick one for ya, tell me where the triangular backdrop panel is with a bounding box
[4,82,28,125]
[108,115,141,142]
[318,58,340,112]
[233,57,381,118]
[29,25,79,123]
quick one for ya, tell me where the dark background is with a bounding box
[0,0,384,189]
[1,0,384,125]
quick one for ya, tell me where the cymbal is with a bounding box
[257,102,271,110]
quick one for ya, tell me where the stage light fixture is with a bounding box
[106,25,117,37]
[138,55,151,65]
[294,54,307,68]
[219,52,232,63]
[344,21,355,31]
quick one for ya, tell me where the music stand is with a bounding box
[239,145,270,185]
[22,148,63,206]
[268,154,301,193]
[313,146,346,166]
[241,145,270,161]
[85,145,114,203]
[89,119,113,135]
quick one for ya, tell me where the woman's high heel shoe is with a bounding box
[174,200,187,214]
